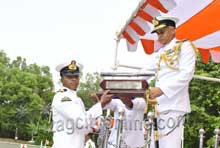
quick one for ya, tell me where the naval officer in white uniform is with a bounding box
[148,16,196,148]
[51,60,113,148]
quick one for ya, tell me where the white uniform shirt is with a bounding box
[152,38,196,113]
[52,87,103,148]
[105,98,147,148]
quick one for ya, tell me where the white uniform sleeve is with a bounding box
[83,103,103,134]
[53,94,102,129]
[149,52,159,71]
[86,103,103,118]
[103,99,121,111]
[132,97,147,111]
[158,41,196,100]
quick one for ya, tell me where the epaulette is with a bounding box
[57,88,67,93]
[176,39,198,55]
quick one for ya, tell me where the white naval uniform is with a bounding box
[52,87,103,148]
[105,98,147,148]
[150,38,196,148]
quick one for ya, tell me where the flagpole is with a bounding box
[113,38,120,70]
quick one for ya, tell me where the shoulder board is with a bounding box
[176,39,198,53]
[57,88,67,93]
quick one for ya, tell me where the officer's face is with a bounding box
[61,75,80,90]
[156,26,175,45]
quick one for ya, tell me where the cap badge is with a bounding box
[68,60,77,70]
[152,18,159,26]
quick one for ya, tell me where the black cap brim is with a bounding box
[60,66,80,77]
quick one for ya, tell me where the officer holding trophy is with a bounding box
[51,60,113,148]
[148,16,196,148]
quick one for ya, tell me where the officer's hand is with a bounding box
[149,87,163,99]
[100,90,113,108]
[120,96,133,108]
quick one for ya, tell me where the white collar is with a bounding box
[62,86,77,95]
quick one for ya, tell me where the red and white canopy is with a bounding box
[118,0,220,63]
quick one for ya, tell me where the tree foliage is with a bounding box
[184,55,220,148]
[0,50,54,142]
[77,72,102,109]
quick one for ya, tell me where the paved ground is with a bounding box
[0,141,50,148]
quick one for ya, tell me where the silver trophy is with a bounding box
[97,71,154,99]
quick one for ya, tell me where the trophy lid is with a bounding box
[100,71,155,80]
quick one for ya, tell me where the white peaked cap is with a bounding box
[55,60,83,72]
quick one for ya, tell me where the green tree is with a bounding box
[77,72,102,108]
[184,55,220,148]
[0,50,54,141]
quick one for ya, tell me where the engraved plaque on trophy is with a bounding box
[97,71,154,99]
